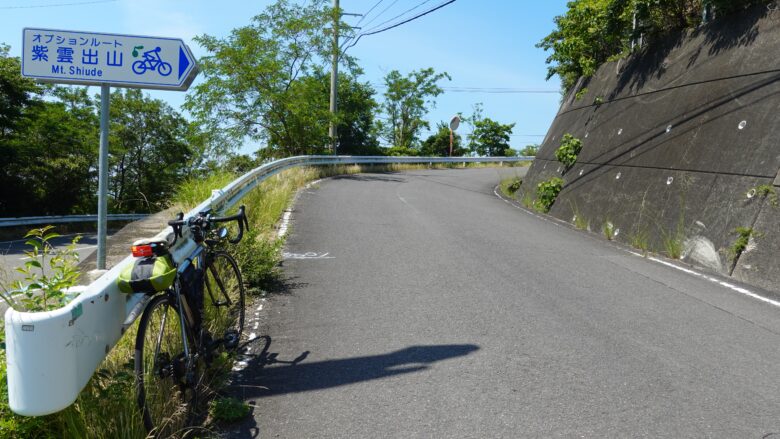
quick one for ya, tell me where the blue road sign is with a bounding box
[21,28,198,91]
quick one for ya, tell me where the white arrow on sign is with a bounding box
[21,28,198,91]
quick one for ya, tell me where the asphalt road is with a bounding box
[229,167,780,438]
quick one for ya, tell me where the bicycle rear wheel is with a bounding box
[135,294,198,436]
[203,251,245,351]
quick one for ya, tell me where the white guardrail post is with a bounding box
[4,155,532,416]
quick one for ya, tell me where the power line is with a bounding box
[362,0,456,36]
[343,0,456,52]
[354,0,386,27]
[360,0,402,29]
[0,0,115,9]
[370,84,559,94]
[362,0,436,34]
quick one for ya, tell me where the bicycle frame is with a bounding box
[142,48,162,68]
[169,245,206,373]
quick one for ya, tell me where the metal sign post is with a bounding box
[97,85,110,269]
[449,115,461,157]
[21,28,199,269]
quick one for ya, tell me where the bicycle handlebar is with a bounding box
[167,205,249,246]
[210,205,250,244]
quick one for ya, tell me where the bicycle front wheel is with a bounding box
[203,251,245,351]
[135,294,198,436]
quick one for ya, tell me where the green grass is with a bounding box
[209,397,251,423]
[572,214,589,231]
[602,221,616,241]
[660,221,685,260]
[729,227,755,262]
[170,170,238,210]
[498,177,523,199]
[752,184,778,207]
[521,193,534,209]
[628,229,651,256]
[567,201,588,231]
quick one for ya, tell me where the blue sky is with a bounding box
[0,0,569,154]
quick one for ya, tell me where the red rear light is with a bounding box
[132,245,154,257]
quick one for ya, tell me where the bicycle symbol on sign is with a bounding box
[131,46,172,77]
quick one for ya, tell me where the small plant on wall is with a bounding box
[748,184,778,207]
[535,177,564,213]
[555,133,583,171]
[729,227,755,262]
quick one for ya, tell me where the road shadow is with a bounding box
[262,275,309,296]
[224,336,479,438]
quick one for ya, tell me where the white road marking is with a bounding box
[493,186,780,310]
[278,210,293,238]
[628,251,780,309]
[248,332,257,341]
[283,252,335,260]
[305,179,323,189]
[257,304,263,311]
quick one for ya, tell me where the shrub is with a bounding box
[508,178,522,193]
[535,177,564,213]
[1,226,81,312]
[554,134,583,170]
[233,228,283,295]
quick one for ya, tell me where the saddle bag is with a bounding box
[117,255,176,294]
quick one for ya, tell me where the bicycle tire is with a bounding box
[134,294,199,436]
[132,60,147,75]
[158,62,172,76]
[203,251,245,353]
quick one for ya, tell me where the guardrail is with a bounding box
[0,214,150,228]
[4,154,531,416]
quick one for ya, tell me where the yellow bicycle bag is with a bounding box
[117,254,176,294]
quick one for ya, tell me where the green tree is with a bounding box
[252,69,380,159]
[378,67,450,148]
[468,112,515,157]
[536,0,628,91]
[333,73,381,155]
[538,0,768,91]
[0,44,41,139]
[420,122,467,157]
[224,154,260,175]
[185,0,358,158]
[520,144,539,156]
[0,46,98,216]
[108,89,192,212]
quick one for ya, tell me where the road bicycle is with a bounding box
[132,46,173,77]
[130,206,249,435]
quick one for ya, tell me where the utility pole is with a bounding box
[329,0,339,155]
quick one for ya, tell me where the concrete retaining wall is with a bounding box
[520,4,780,292]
